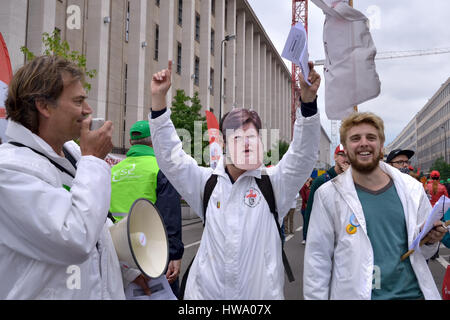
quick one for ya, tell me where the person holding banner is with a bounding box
[148,60,321,299]
[0,56,125,299]
[304,112,446,300]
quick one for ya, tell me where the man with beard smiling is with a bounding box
[304,112,446,300]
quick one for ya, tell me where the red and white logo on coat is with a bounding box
[244,188,261,208]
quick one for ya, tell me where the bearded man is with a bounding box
[303,112,446,300]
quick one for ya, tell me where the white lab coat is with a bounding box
[311,0,381,120]
[149,108,320,299]
[304,161,441,300]
[0,120,125,299]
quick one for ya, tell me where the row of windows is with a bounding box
[417,137,450,160]
[417,119,450,149]
[417,82,450,122]
[393,121,416,145]
[417,101,450,136]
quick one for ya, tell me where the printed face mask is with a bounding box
[226,125,263,171]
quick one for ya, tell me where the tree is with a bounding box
[265,139,290,166]
[171,89,209,166]
[430,157,450,180]
[20,30,96,92]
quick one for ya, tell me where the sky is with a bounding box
[247,0,450,147]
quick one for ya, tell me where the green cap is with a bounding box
[130,120,150,140]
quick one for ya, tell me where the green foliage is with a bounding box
[430,156,450,180]
[265,139,290,166]
[171,90,209,166]
[20,30,97,92]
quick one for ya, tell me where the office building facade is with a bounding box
[386,77,450,172]
[1,0,330,167]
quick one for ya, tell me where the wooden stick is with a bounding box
[400,220,450,261]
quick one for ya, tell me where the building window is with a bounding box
[177,42,182,75]
[225,1,228,31]
[211,29,215,55]
[224,42,227,67]
[125,1,130,43]
[195,13,200,42]
[155,0,160,6]
[224,78,227,99]
[178,0,183,26]
[194,56,200,86]
[210,68,214,95]
[212,0,215,16]
[154,24,159,61]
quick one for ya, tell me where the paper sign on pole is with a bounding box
[281,22,311,86]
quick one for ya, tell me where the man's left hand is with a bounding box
[166,259,181,284]
[424,221,448,245]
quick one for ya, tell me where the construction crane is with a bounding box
[313,47,450,66]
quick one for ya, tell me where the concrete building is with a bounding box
[0,0,330,167]
[386,77,450,172]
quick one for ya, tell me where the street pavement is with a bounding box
[180,207,450,300]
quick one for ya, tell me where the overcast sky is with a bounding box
[247,0,450,147]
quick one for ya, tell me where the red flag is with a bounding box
[205,110,222,169]
[0,32,12,119]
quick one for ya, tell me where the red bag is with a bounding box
[442,265,450,300]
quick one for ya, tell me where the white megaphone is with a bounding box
[109,198,169,278]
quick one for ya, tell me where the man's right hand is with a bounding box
[151,60,172,111]
[80,116,114,159]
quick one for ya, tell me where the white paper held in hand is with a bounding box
[410,195,450,252]
[281,21,311,86]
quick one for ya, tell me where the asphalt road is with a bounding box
[180,207,450,300]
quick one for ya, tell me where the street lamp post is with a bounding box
[219,34,236,121]
[442,125,448,163]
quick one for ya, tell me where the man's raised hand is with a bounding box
[299,61,321,103]
[151,60,172,111]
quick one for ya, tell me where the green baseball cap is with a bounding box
[130,120,150,140]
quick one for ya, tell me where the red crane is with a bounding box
[291,0,308,138]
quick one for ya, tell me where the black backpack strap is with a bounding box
[255,174,295,283]
[202,174,218,227]
[180,173,218,299]
[62,147,78,170]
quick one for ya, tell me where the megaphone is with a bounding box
[109,198,169,278]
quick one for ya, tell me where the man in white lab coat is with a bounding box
[304,112,446,300]
[0,56,129,299]
[148,61,321,299]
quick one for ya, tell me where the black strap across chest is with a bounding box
[9,141,76,178]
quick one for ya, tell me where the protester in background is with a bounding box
[426,170,449,207]
[386,149,415,174]
[299,177,313,244]
[284,194,298,236]
[110,120,184,298]
[304,112,445,300]
[148,60,321,299]
[0,56,124,299]
[303,144,349,241]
